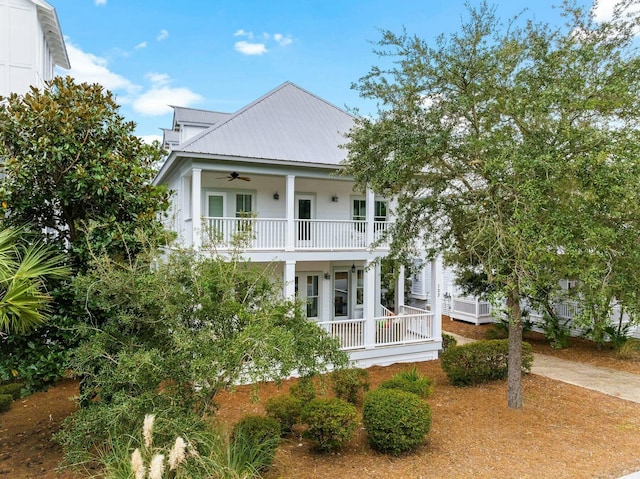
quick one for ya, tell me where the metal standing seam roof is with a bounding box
[171,106,232,128]
[30,0,70,69]
[175,82,355,166]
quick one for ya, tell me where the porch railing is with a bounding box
[451,296,492,320]
[201,217,390,251]
[317,305,433,350]
[202,217,286,250]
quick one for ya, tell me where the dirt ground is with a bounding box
[2,320,640,479]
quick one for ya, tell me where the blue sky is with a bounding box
[51,0,614,142]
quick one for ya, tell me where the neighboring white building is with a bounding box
[0,0,69,97]
[154,82,443,367]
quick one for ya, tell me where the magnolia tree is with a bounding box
[344,1,640,408]
[0,76,170,271]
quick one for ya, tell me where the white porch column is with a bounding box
[365,187,375,246]
[180,175,190,244]
[430,257,443,341]
[284,260,296,300]
[395,264,405,313]
[191,168,202,250]
[364,259,377,349]
[285,175,295,251]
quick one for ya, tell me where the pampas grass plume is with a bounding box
[149,453,165,479]
[131,448,146,479]
[143,414,155,449]
[169,436,187,470]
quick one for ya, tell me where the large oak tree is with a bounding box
[344,1,640,408]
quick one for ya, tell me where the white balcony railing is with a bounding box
[317,305,433,350]
[201,217,390,251]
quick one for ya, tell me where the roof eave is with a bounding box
[32,0,70,69]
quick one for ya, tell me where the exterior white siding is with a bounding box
[0,0,68,97]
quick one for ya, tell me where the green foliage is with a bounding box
[0,283,82,393]
[231,415,280,471]
[300,397,358,452]
[0,228,68,335]
[486,316,533,341]
[58,245,347,467]
[0,393,12,412]
[379,367,433,398]
[289,375,316,403]
[440,340,533,386]
[264,394,303,435]
[0,76,170,272]
[542,313,570,350]
[442,333,457,351]
[362,388,431,455]
[204,427,280,479]
[344,0,640,408]
[330,367,370,405]
[0,382,23,400]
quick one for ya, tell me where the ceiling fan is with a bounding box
[217,171,251,182]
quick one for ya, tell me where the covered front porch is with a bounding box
[283,258,443,367]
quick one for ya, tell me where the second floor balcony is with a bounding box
[200,217,391,251]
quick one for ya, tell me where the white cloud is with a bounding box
[133,86,202,116]
[274,33,293,47]
[592,0,640,22]
[134,41,147,49]
[232,30,293,55]
[157,29,169,41]
[139,134,163,145]
[234,41,268,55]
[95,0,107,5]
[64,41,139,95]
[146,72,171,86]
[62,41,201,117]
[233,29,253,39]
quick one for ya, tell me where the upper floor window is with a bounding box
[352,198,388,222]
[236,194,252,217]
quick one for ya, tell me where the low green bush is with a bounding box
[363,388,431,455]
[300,397,357,452]
[289,375,316,403]
[0,382,23,400]
[331,367,370,404]
[379,367,433,398]
[442,333,457,351]
[231,415,281,472]
[0,393,12,413]
[440,339,533,386]
[264,394,303,435]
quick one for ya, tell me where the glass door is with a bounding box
[206,192,225,242]
[333,270,349,319]
[295,195,313,242]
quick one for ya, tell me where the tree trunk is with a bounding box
[507,289,523,409]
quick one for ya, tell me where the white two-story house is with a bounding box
[0,0,69,97]
[154,82,443,366]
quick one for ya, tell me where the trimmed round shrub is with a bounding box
[440,339,533,386]
[300,397,357,452]
[363,388,431,455]
[0,382,23,400]
[264,394,303,435]
[379,375,433,398]
[331,367,370,405]
[289,375,316,403]
[231,415,281,471]
[0,394,12,413]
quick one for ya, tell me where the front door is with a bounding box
[295,195,314,242]
[206,192,225,241]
